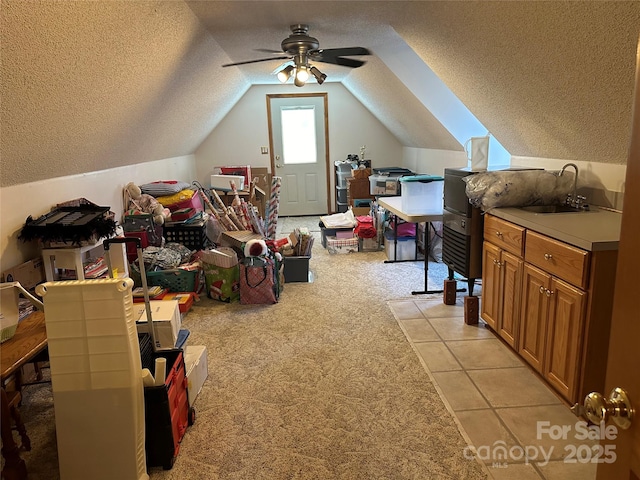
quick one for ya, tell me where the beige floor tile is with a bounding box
[432,371,489,410]
[487,462,543,479]
[415,297,465,318]
[495,405,596,462]
[413,341,462,372]
[467,368,561,408]
[537,459,597,480]
[455,409,520,465]
[387,300,424,319]
[447,338,524,369]
[398,318,440,342]
[429,316,494,341]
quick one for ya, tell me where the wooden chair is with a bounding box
[1,388,28,480]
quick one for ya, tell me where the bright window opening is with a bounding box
[281,106,317,165]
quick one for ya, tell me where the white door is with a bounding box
[268,94,330,216]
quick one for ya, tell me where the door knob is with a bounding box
[276,164,282,168]
[582,387,633,429]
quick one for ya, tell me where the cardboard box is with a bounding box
[2,257,45,290]
[352,207,371,217]
[352,168,371,179]
[162,292,196,313]
[184,345,208,407]
[220,230,262,250]
[252,167,272,195]
[135,300,181,349]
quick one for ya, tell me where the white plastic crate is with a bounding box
[210,174,245,191]
[399,176,444,214]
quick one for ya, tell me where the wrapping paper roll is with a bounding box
[154,357,167,386]
[142,368,156,388]
[266,176,281,239]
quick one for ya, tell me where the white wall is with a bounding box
[1,155,196,271]
[194,82,403,210]
[402,148,628,210]
[402,147,468,176]
[511,156,626,210]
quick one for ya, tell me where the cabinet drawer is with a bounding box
[525,230,590,289]
[484,215,525,257]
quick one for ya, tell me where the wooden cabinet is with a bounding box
[481,241,522,349]
[482,213,617,404]
[481,216,525,349]
[519,262,586,400]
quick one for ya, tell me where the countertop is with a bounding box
[488,206,622,252]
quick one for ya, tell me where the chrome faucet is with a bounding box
[560,163,587,209]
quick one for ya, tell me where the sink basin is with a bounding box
[519,204,590,214]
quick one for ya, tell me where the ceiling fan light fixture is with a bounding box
[310,66,327,85]
[295,65,309,83]
[277,65,294,83]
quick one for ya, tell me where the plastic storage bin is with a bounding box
[336,186,347,203]
[283,256,311,282]
[143,348,194,470]
[369,175,400,196]
[336,170,352,188]
[163,220,208,250]
[399,175,444,214]
[384,231,417,261]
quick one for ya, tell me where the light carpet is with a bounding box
[11,218,486,479]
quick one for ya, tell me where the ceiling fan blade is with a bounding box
[255,48,286,54]
[317,47,371,57]
[315,56,367,68]
[222,56,291,67]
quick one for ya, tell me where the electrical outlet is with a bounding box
[260,146,269,154]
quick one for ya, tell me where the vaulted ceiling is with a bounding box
[2,1,639,188]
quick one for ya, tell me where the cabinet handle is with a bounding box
[539,286,545,294]
[544,253,553,260]
[495,231,503,237]
[546,289,554,297]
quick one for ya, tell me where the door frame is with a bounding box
[266,93,332,215]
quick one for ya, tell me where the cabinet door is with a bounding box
[481,241,501,330]
[544,277,586,402]
[519,263,550,373]
[498,251,523,349]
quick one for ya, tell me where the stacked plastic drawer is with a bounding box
[36,278,148,480]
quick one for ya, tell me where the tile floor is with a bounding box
[388,296,600,480]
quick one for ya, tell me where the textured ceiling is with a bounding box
[2,1,640,187]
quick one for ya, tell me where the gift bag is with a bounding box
[201,247,240,303]
[240,256,278,304]
[204,264,239,302]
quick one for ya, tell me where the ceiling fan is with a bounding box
[221,24,371,86]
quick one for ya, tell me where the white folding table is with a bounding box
[377,196,445,295]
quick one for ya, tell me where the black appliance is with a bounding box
[442,168,484,295]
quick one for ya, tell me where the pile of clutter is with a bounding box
[319,208,379,254]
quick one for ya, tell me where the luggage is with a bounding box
[104,238,195,471]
